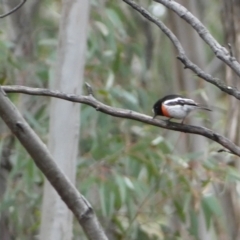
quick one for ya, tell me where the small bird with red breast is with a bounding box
[152,94,211,123]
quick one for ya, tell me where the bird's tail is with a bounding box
[197,105,212,111]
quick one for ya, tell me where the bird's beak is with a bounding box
[152,108,156,119]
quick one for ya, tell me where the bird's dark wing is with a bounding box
[177,98,198,106]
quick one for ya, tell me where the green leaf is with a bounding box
[116,174,127,205]
[173,200,186,222]
[106,8,126,37]
[201,196,222,229]
[226,167,240,181]
[99,184,107,217]
[189,210,198,238]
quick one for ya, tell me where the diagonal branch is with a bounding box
[2,84,240,157]
[154,0,240,77]
[0,86,108,240]
[0,0,27,18]
[122,0,240,100]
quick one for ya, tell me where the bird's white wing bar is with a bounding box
[164,97,197,106]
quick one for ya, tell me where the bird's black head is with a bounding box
[152,99,162,118]
[152,94,181,119]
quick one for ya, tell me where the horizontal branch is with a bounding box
[154,0,240,77]
[2,84,240,157]
[122,0,240,100]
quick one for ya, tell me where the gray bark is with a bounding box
[40,0,90,239]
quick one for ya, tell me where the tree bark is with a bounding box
[39,0,90,239]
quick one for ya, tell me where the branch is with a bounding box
[2,84,240,157]
[154,0,240,77]
[0,86,108,240]
[122,0,240,100]
[0,0,27,18]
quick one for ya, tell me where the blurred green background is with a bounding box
[1,0,240,239]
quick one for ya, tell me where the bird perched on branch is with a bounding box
[152,94,211,123]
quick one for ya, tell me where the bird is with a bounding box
[152,94,211,123]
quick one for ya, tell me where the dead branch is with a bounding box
[2,84,240,157]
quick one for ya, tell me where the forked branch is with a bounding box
[123,0,240,100]
[154,0,240,76]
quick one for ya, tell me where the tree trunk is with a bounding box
[39,0,89,239]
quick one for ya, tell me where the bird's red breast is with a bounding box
[161,104,170,117]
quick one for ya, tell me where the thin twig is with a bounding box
[85,82,94,96]
[0,0,27,18]
[2,84,240,157]
[228,43,233,57]
[217,148,232,154]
